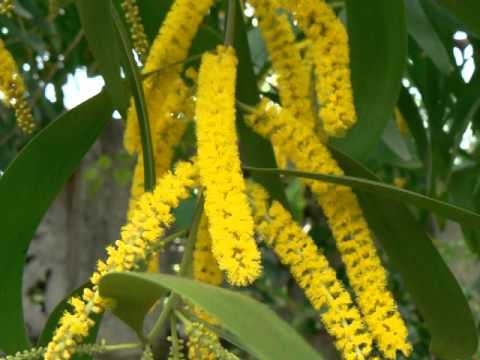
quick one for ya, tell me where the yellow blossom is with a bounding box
[196,46,261,286]
[285,0,356,137]
[0,0,13,16]
[193,215,223,285]
[245,102,411,359]
[0,38,35,134]
[249,183,373,359]
[45,161,198,360]
[124,0,214,154]
[250,0,315,129]
[121,0,149,62]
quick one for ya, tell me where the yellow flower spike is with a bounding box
[193,214,224,286]
[283,0,356,138]
[196,46,262,286]
[121,0,149,62]
[0,38,35,134]
[0,0,13,16]
[124,0,215,154]
[45,161,198,360]
[245,103,412,359]
[250,0,315,129]
[248,182,373,359]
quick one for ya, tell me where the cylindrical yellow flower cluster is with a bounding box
[185,321,239,360]
[187,214,224,359]
[196,46,261,286]
[193,215,223,285]
[245,102,411,359]
[250,0,314,129]
[121,0,149,62]
[0,0,13,16]
[249,183,373,360]
[0,38,35,134]
[45,161,198,360]
[124,0,214,154]
[285,0,356,137]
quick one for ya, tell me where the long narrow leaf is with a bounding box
[0,92,113,354]
[244,166,480,228]
[332,0,407,159]
[111,5,156,190]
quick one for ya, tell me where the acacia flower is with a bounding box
[245,102,411,358]
[196,46,261,286]
[248,183,373,359]
[193,215,223,286]
[250,0,315,129]
[0,38,35,134]
[285,0,356,137]
[45,161,198,360]
[121,0,149,62]
[124,0,214,154]
[0,0,13,16]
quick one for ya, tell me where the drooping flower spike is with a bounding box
[44,160,198,360]
[0,38,35,134]
[282,0,357,137]
[196,45,262,286]
[248,182,373,360]
[124,0,215,154]
[121,0,149,62]
[250,0,315,129]
[245,101,411,359]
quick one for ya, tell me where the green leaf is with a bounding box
[38,283,102,360]
[111,5,156,191]
[435,0,480,36]
[99,273,323,360]
[397,86,430,165]
[244,166,480,228]
[76,0,129,113]
[0,91,114,354]
[331,148,478,359]
[332,0,407,159]
[233,0,289,210]
[405,0,453,74]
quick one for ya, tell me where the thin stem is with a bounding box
[170,316,182,360]
[147,193,205,342]
[236,99,257,114]
[224,0,237,46]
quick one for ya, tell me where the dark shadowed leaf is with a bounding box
[331,0,407,159]
[0,91,113,354]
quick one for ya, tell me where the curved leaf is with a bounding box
[99,273,323,360]
[38,283,102,360]
[332,0,407,159]
[0,92,113,353]
[244,166,480,228]
[111,5,156,191]
[405,0,453,74]
[76,0,129,113]
[331,148,478,359]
